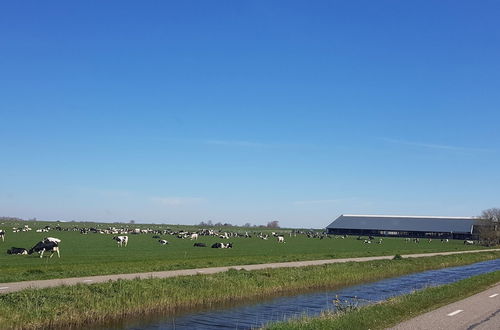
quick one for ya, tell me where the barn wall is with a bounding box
[326,228,473,239]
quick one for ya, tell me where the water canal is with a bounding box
[105,258,500,329]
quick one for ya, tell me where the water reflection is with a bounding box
[111,259,500,329]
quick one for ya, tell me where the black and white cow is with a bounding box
[0,229,5,242]
[211,242,233,249]
[158,239,168,245]
[28,237,61,258]
[113,236,128,247]
[193,242,206,247]
[7,247,28,255]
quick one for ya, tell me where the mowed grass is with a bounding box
[0,220,490,282]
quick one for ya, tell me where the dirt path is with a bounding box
[0,249,498,294]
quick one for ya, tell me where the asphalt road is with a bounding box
[0,248,498,294]
[390,283,500,330]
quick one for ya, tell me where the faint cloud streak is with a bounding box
[294,198,354,205]
[380,137,493,153]
[203,140,267,148]
[151,196,205,206]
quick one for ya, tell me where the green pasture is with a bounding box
[0,220,488,282]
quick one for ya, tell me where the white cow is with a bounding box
[277,236,285,243]
[190,233,199,240]
[113,236,128,247]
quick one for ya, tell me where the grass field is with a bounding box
[0,220,489,282]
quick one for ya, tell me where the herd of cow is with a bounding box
[1,225,292,258]
[0,225,481,259]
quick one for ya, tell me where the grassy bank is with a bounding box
[267,270,500,330]
[0,251,498,329]
[0,227,489,282]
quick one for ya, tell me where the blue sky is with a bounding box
[1,1,499,228]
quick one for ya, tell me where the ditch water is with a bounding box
[110,258,500,330]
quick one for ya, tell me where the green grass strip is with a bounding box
[0,252,498,329]
[267,270,500,330]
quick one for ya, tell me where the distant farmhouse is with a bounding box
[326,214,477,240]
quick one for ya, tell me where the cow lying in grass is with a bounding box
[7,247,28,255]
[113,236,128,247]
[28,237,61,258]
[193,242,206,247]
[211,242,233,248]
[158,239,168,245]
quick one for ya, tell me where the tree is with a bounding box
[266,220,280,228]
[476,208,500,246]
[481,208,500,222]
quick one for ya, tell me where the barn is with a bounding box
[326,214,477,239]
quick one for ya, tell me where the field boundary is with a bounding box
[1,248,498,294]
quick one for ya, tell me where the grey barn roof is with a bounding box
[327,214,476,234]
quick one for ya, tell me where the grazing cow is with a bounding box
[190,233,199,240]
[113,236,128,247]
[277,236,285,243]
[158,239,168,245]
[193,242,206,247]
[28,237,61,258]
[0,230,4,242]
[464,240,474,245]
[211,242,233,249]
[7,247,28,255]
[259,234,269,240]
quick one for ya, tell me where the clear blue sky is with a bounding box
[1,1,499,228]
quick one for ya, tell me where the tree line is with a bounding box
[197,220,280,228]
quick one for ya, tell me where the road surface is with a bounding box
[0,248,498,294]
[390,282,500,330]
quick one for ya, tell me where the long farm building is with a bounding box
[326,214,476,239]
